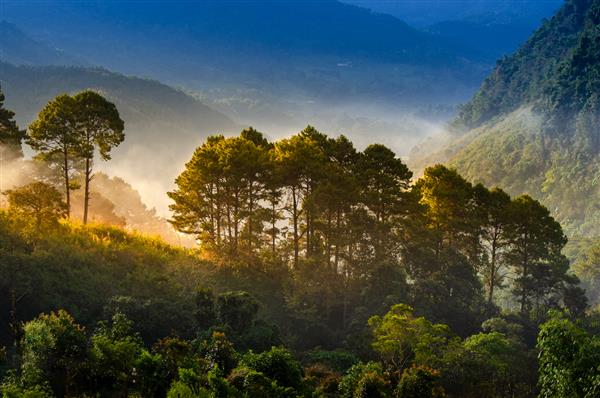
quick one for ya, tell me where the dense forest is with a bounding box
[1,84,599,397]
[409,0,600,291]
[424,0,600,235]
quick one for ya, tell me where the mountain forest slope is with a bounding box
[411,0,600,237]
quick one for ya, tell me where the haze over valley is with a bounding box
[0,0,561,214]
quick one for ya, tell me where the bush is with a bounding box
[396,365,444,398]
[242,347,303,390]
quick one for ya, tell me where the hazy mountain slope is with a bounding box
[0,21,85,66]
[0,62,239,213]
[411,0,600,236]
[343,0,562,27]
[3,0,480,67]
[345,0,562,60]
[455,0,599,129]
[0,1,488,122]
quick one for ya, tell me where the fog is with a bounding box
[96,103,452,217]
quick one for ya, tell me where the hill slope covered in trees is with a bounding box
[1,83,597,396]
[411,0,600,237]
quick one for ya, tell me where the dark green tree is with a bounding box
[0,86,26,161]
[506,195,571,316]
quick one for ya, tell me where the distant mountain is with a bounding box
[2,0,481,65]
[411,0,600,237]
[343,0,562,27]
[0,1,498,158]
[0,62,239,213]
[345,1,562,61]
[0,21,85,66]
[0,1,489,113]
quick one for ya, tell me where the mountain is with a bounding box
[342,0,562,27]
[411,0,600,237]
[0,62,239,213]
[344,0,562,59]
[0,0,492,151]
[0,21,85,66]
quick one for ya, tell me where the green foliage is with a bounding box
[202,332,238,376]
[396,365,444,398]
[338,362,388,398]
[1,100,592,397]
[0,375,53,398]
[166,380,211,398]
[421,0,600,241]
[20,310,87,396]
[0,85,25,159]
[368,304,454,371]
[537,312,600,398]
[241,347,303,390]
[455,0,600,130]
[136,349,168,398]
[5,182,67,233]
[304,350,360,373]
[89,313,143,396]
[216,291,259,334]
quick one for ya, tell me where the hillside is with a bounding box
[411,0,600,237]
[0,125,588,396]
[0,62,239,213]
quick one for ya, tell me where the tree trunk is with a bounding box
[271,200,277,254]
[334,208,341,273]
[216,184,222,245]
[326,209,332,269]
[63,146,71,218]
[488,232,498,305]
[292,186,299,268]
[248,181,253,252]
[83,157,92,224]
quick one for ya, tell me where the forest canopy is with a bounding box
[0,90,597,397]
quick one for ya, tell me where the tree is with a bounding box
[72,91,124,225]
[20,310,87,397]
[311,135,359,270]
[5,182,67,232]
[0,85,26,161]
[537,312,600,398]
[241,346,303,390]
[27,95,81,218]
[216,291,259,333]
[368,304,454,372]
[194,288,217,331]
[273,129,326,266]
[396,365,444,398]
[169,131,270,257]
[338,362,390,398]
[506,195,570,316]
[169,135,224,250]
[414,165,479,260]
[357,144,412,260]
[89,313,143,397]
[473,185,512,306]
[440,331,534,397]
